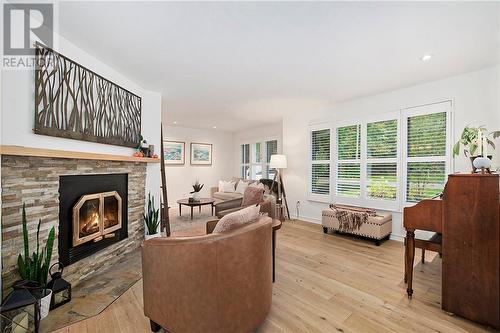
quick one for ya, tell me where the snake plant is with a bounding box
[144,193,160,235]
[17,203,55,291]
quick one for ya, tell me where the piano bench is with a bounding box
[404,233,442,264]
[321,209,392,245]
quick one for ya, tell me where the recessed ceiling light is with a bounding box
[212,126,217,129]
[421,54,432,62]
[173,121,177,124]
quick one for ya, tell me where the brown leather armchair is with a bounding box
[142,217,273,333]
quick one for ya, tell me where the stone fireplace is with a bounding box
[1,154,148,292]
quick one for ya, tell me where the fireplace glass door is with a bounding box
[73,191,122,246]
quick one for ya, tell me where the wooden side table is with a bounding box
[272,219,282,282]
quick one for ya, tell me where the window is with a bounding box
[310,128,330,195]
[366,119,398,201]
[240,139,279,180]
[308,100,451,210]
[241,144,250,179]
[405,110,448,203]
[336,125,361,197]
[251,142,263,180]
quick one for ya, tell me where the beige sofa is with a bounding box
[210,177,248,201]
[142,217,273,333]
[211,178,276,218]
[322,208,392,246]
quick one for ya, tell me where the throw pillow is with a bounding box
[241,186,264,206]
[219,180,236,193]
[249,182,265,190]
[212,204,260,233]
[235,180,249,194]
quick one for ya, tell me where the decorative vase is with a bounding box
[473,156,492,171]
[193,191,200,201]
[469,155,493,173]
[39,289,52,319]
[145,232,161,240]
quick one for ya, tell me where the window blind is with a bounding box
[311,129,330,195]
[266,140,278,180]
[241,144,250,164]
[366,119,398,201]
[266,140,278,162]
[407,112,447,157]
[406,111,447,202]
[337,125,361,197]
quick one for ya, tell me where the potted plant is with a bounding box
[190,180,204,201]
[453,126,500,171]
[144,193,161,240]
[17,203,56,319]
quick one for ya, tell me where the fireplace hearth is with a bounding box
[59,174,128,266]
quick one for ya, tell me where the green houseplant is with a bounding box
[190,180,204,201]
[17,203,56,318]
[453,126,500,157]
[453,126,500,171]
[144,193,160,239]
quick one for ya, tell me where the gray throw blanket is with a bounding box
[329,204,376,232]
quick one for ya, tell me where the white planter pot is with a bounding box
[39,289,52,319]
[145,232,161,240]
[193,192,200,200]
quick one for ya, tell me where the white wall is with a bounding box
[162,125,234,206]
[283,66,499,240]
[233,121,283,175]
[1,34,162,207]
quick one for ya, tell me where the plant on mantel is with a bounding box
[453,126,500,158]
[144,193,160,239]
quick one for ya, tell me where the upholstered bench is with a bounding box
[322,207,392,246]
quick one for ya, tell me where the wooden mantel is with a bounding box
[0,145,160,163]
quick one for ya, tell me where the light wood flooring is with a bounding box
[54,220,497,333]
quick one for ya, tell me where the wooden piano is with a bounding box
[404,174,500,328]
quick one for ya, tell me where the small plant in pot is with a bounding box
[190,180,204,201]
[144,193,161,240]
[453,126,500,172]
[17,203,56,319]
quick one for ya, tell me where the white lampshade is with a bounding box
[269,154,287,169]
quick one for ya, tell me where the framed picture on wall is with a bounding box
[190,143,212,165]
[163,141,185,165]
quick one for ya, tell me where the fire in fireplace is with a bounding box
[72,191,122,246]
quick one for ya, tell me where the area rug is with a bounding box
[39,248,142,333]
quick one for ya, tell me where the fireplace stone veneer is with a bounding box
[1,155,146,293]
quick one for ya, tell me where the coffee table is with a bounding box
[177,198,215,220]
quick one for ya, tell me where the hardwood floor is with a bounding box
[54,220,496,333]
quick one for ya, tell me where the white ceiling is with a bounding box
[58,1,500,132]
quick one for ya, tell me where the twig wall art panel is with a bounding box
[34,43,142,148]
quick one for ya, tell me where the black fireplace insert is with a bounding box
[58,174,128,266]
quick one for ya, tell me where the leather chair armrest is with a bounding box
[259,200,272,217]
[214,198,243,216]
[206,220,219,234]
[210,186,219,198]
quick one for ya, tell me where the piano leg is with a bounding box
[405,229,415,298]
